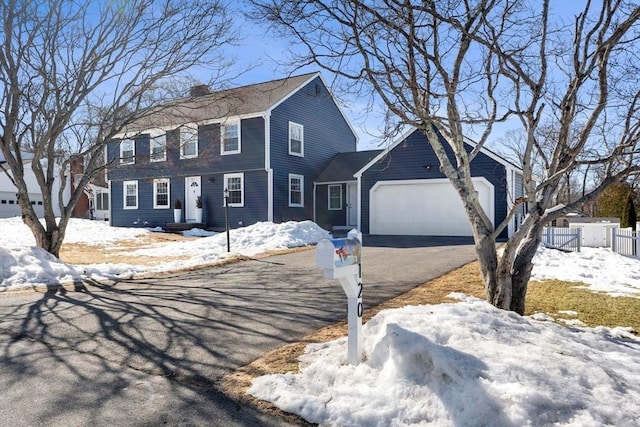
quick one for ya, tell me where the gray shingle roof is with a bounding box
[123,72,319,134]
[315,150,384,183]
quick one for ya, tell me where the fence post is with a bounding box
[577,227,581,252]
[636,230,639,259]
[611,227,617,253]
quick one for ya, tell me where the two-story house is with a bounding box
[106,73,358,230]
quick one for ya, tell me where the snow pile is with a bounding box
[0,218,330,291]
[531,245,640,298]
[0,216,149,248]
[249,295,640,427]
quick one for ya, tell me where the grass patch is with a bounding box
[527,280,640,332]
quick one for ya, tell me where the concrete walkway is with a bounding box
[0,237,477,426]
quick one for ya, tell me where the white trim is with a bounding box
[288,121,304,157]
[288,173,304,207]
[119,139,135,165]
[153,178,170,209]
[224,173,244,207]
[264,112,274,222]
[108,179,112,226]
[328,184,342,210]
[123,180,138,210]
[356,176,362,231]
[507,169,514,237]
[221,120,241,155]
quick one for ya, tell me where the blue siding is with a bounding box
[111,170,269,228]
[361,129,509,238]
[270,76,357,222]
[108,117,268,227]
[315,183,347,229]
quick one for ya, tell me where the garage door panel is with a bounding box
[370,179,493,236]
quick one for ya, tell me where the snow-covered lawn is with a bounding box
[1,217,639,426]
[0,217,330,291]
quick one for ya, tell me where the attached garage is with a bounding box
[369,178,494,236]
[356,128,522,238]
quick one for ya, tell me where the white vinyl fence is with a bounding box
[611,228,640,259]
[542,227,581,252]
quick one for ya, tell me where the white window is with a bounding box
[153,179,170,209]
[96,192,109,211]
[150,134,166,162]
[221,121,240,154]
[123,180,138,209]
[289,122,304,157]
[289,174,304,207]
[180,126,198,159]
[120,139,135,164]
[224,173,244,207]
[328,185,342,210]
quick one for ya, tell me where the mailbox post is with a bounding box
[316,229,363,365]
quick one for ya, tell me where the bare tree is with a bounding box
[0,0,238,257]
[251,0,640,314]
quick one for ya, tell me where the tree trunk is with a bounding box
[20,198,66,258]
[476,236,511,310]
[508,234,540,314]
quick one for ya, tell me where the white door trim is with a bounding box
[185,176,201,223]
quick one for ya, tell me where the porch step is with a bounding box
[164,222,207,233]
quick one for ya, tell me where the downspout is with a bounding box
[313,182,317,223]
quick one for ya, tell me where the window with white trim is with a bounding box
[150,134,166,162]
[96,192,109,211]
[288,122,304,156]
[153,178,170,208]
[289,174,304,207]
[180,127,198,159]
[224,173,244,207]
[221,121,240,154]
[123,180,138,209]
[120,139,135,164]
[328,184,342,210]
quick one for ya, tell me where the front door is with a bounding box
[347,182,358,227]
[185,176,201,223]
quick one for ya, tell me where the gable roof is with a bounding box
[315,150,383,183]
[121,72,321,135]
[355,127,522,177]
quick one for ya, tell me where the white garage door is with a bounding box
[370,178,494,236]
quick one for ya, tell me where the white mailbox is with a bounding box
[316,229,363,365]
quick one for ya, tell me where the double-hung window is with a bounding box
[224,173,244,207]
[123,180,138,209]
[120,139,135,164]
[328,185,342,210]
[150,134,166,162]
[221,121,240,155]
[288,122,304,157]
[289,174,304,207]
[180,126,198,159]
[96,192,109,211]
[153,179,170,209]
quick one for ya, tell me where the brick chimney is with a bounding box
[190,84,211,97]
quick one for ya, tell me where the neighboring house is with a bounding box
[106,73,358,229]
[315,127,524,238]
[69,155,109,221]
[0,151,71,219]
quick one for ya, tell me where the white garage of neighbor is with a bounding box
[369,177,494,236]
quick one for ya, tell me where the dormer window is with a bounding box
[221,121,240,155]
[120,139,135,164]
[289,122,304,157]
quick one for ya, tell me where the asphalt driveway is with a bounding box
[0,236,477,426]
